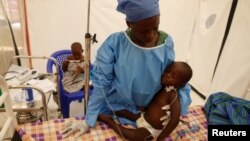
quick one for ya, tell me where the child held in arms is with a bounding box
[99,61,193,141]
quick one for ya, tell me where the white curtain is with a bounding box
[210,0,250,99]
[185,0,231,95]
[25,0,87,72]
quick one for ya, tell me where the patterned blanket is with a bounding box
[17,105,207,141]
[204,92,250,125]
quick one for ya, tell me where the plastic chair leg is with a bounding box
[61,101,70,118]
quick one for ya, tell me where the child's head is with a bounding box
[71,42,83,60]
[161,61,192,88]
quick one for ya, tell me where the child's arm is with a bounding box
[75,66,84,74]
[157,91,181,141]
[62,56,71,72]
[75,56,86,74]
[75,60,86,74]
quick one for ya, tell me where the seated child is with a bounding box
[61,42,85,93]
[98,61,193,141]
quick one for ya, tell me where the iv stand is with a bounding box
[84,0,97,115]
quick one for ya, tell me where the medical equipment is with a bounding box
[0,76,17,141]
[8,85,48,124]
[1,55,60,124]
[17,69,32,83]
[4,64,30,83]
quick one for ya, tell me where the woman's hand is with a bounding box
[60,120,89,138]
[160,105,171,126]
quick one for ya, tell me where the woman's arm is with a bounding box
[85,35,116,127]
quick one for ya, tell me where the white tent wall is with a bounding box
[26,0,88,72]
[25,0,126,73]
[88,0,126,59]
[159,0,199,61]
[187,0,232,96]
[24,0,249,100]
[161,0,232,96]
[210,0,250,99]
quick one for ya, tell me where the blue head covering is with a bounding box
[117,0,160,22]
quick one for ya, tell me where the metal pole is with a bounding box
[84,0,91,115]
[86,0,91,33]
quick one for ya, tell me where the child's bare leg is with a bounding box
[99,114,153,141]
[115,109,140,121]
